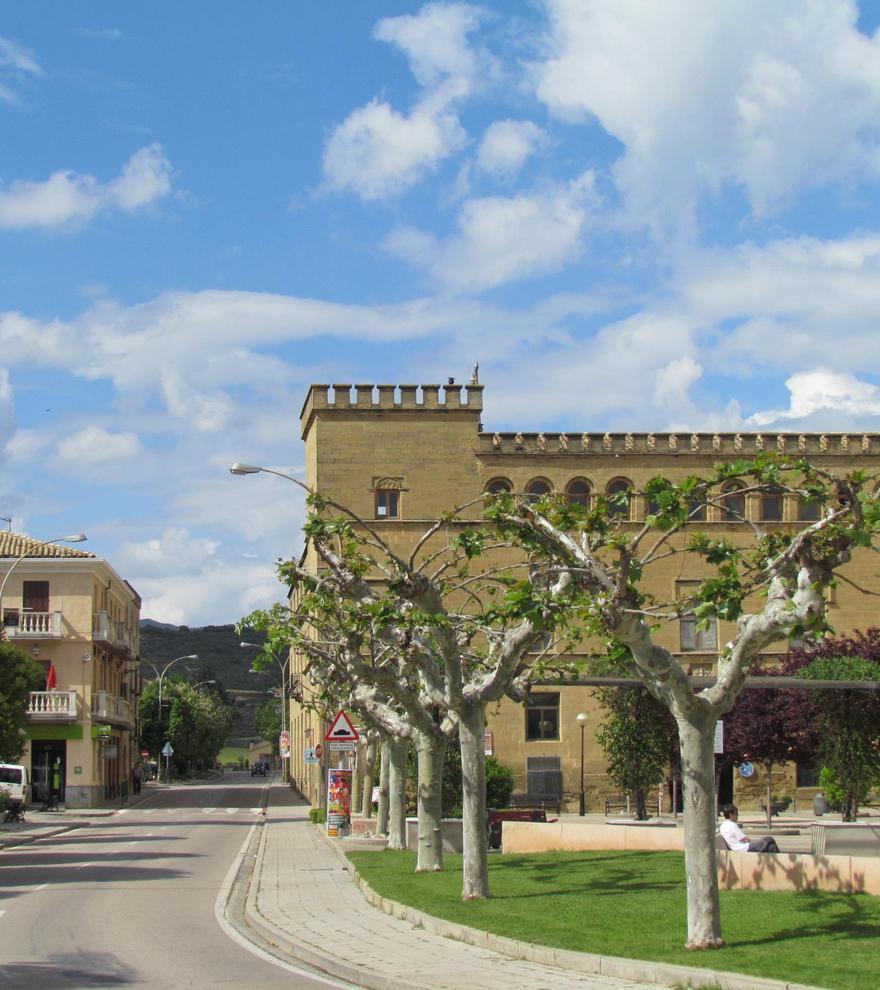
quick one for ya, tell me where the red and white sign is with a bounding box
[324,709,359,742]
[314,743,324,759]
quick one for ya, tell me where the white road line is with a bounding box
[204,807,216,813]
[226,808,236,814]
[77,862,92,869]
[32,883,48,892]
[0,910,5,918]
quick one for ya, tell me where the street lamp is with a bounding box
[229,463,308,492]
[140,654,199,718]
[576,712,588,816]
[242,641,290,781]
[192,679,216,690]
[0,533,88,623]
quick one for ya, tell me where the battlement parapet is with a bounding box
[301,383,483,429]
[479,431,877,457]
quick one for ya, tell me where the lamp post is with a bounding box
[242,641,290,782]
[0,533,87,629]
[576,712,588,816]
[192,679,216,690]
[140,654,199,718]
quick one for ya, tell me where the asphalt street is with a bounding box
[0,772,356,990]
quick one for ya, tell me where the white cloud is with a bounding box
[54,426,142,472]
[652,356,703,412]
[374,2,490,90]
[385,170,597,291]
[116,527,219,579]
[0,368,15,455]
[532,1,880,227]
[750,369,880,426]
[476,120,547,176]
[0,35,42,104]
[322,99,466,200]
[323,3,493,199]
[0,144,172,230]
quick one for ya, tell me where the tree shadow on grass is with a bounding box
[727,892,880,948]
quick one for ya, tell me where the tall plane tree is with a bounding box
[489,456,879,948]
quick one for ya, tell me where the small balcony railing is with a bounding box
[27,690,78,720]
[92,611,134,656]
[6,611,63,638]
[91,691,135,727]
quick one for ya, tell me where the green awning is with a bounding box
[26,724,84,740]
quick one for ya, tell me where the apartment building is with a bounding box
[292,382,880,812]
[0,532,141,808]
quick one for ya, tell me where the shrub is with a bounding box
[308,807,326,824]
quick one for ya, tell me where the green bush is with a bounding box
[308,807,326,824]
[819,766,874,812]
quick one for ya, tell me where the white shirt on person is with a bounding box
[719,818,749,852]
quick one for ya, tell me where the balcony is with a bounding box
[27,690,78,721]
[91,691,135,728]
[6,611,62,639]
[92,611,134,657]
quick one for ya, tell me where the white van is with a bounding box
[0,764,29,819]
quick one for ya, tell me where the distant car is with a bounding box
[251,760,268,776]
[0,764,29,822]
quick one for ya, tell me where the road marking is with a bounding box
[77,862,92,869]
[32,884,48,892]
[0,910,5,918]
[227,808,236,814]
[204,807,216,813]
[129,841,138,846]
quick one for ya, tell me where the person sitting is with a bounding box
[719,804,780,853]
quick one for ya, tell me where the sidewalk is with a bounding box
[243,802,820,990]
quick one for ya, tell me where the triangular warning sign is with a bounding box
[324,709,360,742]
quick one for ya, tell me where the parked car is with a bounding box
[251,760,268,777]
[0,764,29,822]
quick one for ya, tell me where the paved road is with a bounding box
[0,772,354,989]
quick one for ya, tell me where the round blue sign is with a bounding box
[738,762,755,778]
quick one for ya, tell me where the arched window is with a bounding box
[688,498,707,522]
[565,478,591,507]
[525,478,552,503]
[759,487,784,522]
[721,484,746,522]
[606,478,633,519]
[485,477,512,495]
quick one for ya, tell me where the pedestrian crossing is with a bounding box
[122,806,264,815]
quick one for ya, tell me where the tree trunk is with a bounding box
[351,746,362,815]
[361,735,378,819]
[677,715,724,949]
[415,729,445,872]
[458,702,489,899]
[376,740,390,836]
[386,736,408,851]
[634,788,648,821]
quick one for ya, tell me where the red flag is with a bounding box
[46,664,57,690]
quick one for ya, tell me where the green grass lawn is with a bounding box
[218,746,249,765]
[346,849,879,990]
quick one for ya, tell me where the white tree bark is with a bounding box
[376,740,390,836]
[458,701,489,899]
[361,734,378,819]
[386,736,409,851]
[677,714,724,949]
[415,728,445,872]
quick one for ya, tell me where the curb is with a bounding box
[241,817,429,990]
[323,833,826,990]
[0,823,87,847]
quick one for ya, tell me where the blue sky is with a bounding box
[4,1,880,625]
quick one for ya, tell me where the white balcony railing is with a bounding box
[92,611,134,654]
[6,611,62,638]
[91,691,135,727]
[27,690,78,719]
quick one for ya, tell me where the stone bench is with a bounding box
[718,849,880,895]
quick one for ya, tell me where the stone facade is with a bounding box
[292,383,880,813]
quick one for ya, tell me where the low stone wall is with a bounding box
[718,849,880,895]
[502,820,685,854]
[501,821,880,896]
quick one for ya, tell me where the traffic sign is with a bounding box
[314,743,324,759]
[161,742,174,756]
[328,741,357,751]
[324,709,359,742]
[304,747,320,765]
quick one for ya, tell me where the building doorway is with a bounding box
[31,739,66,806]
